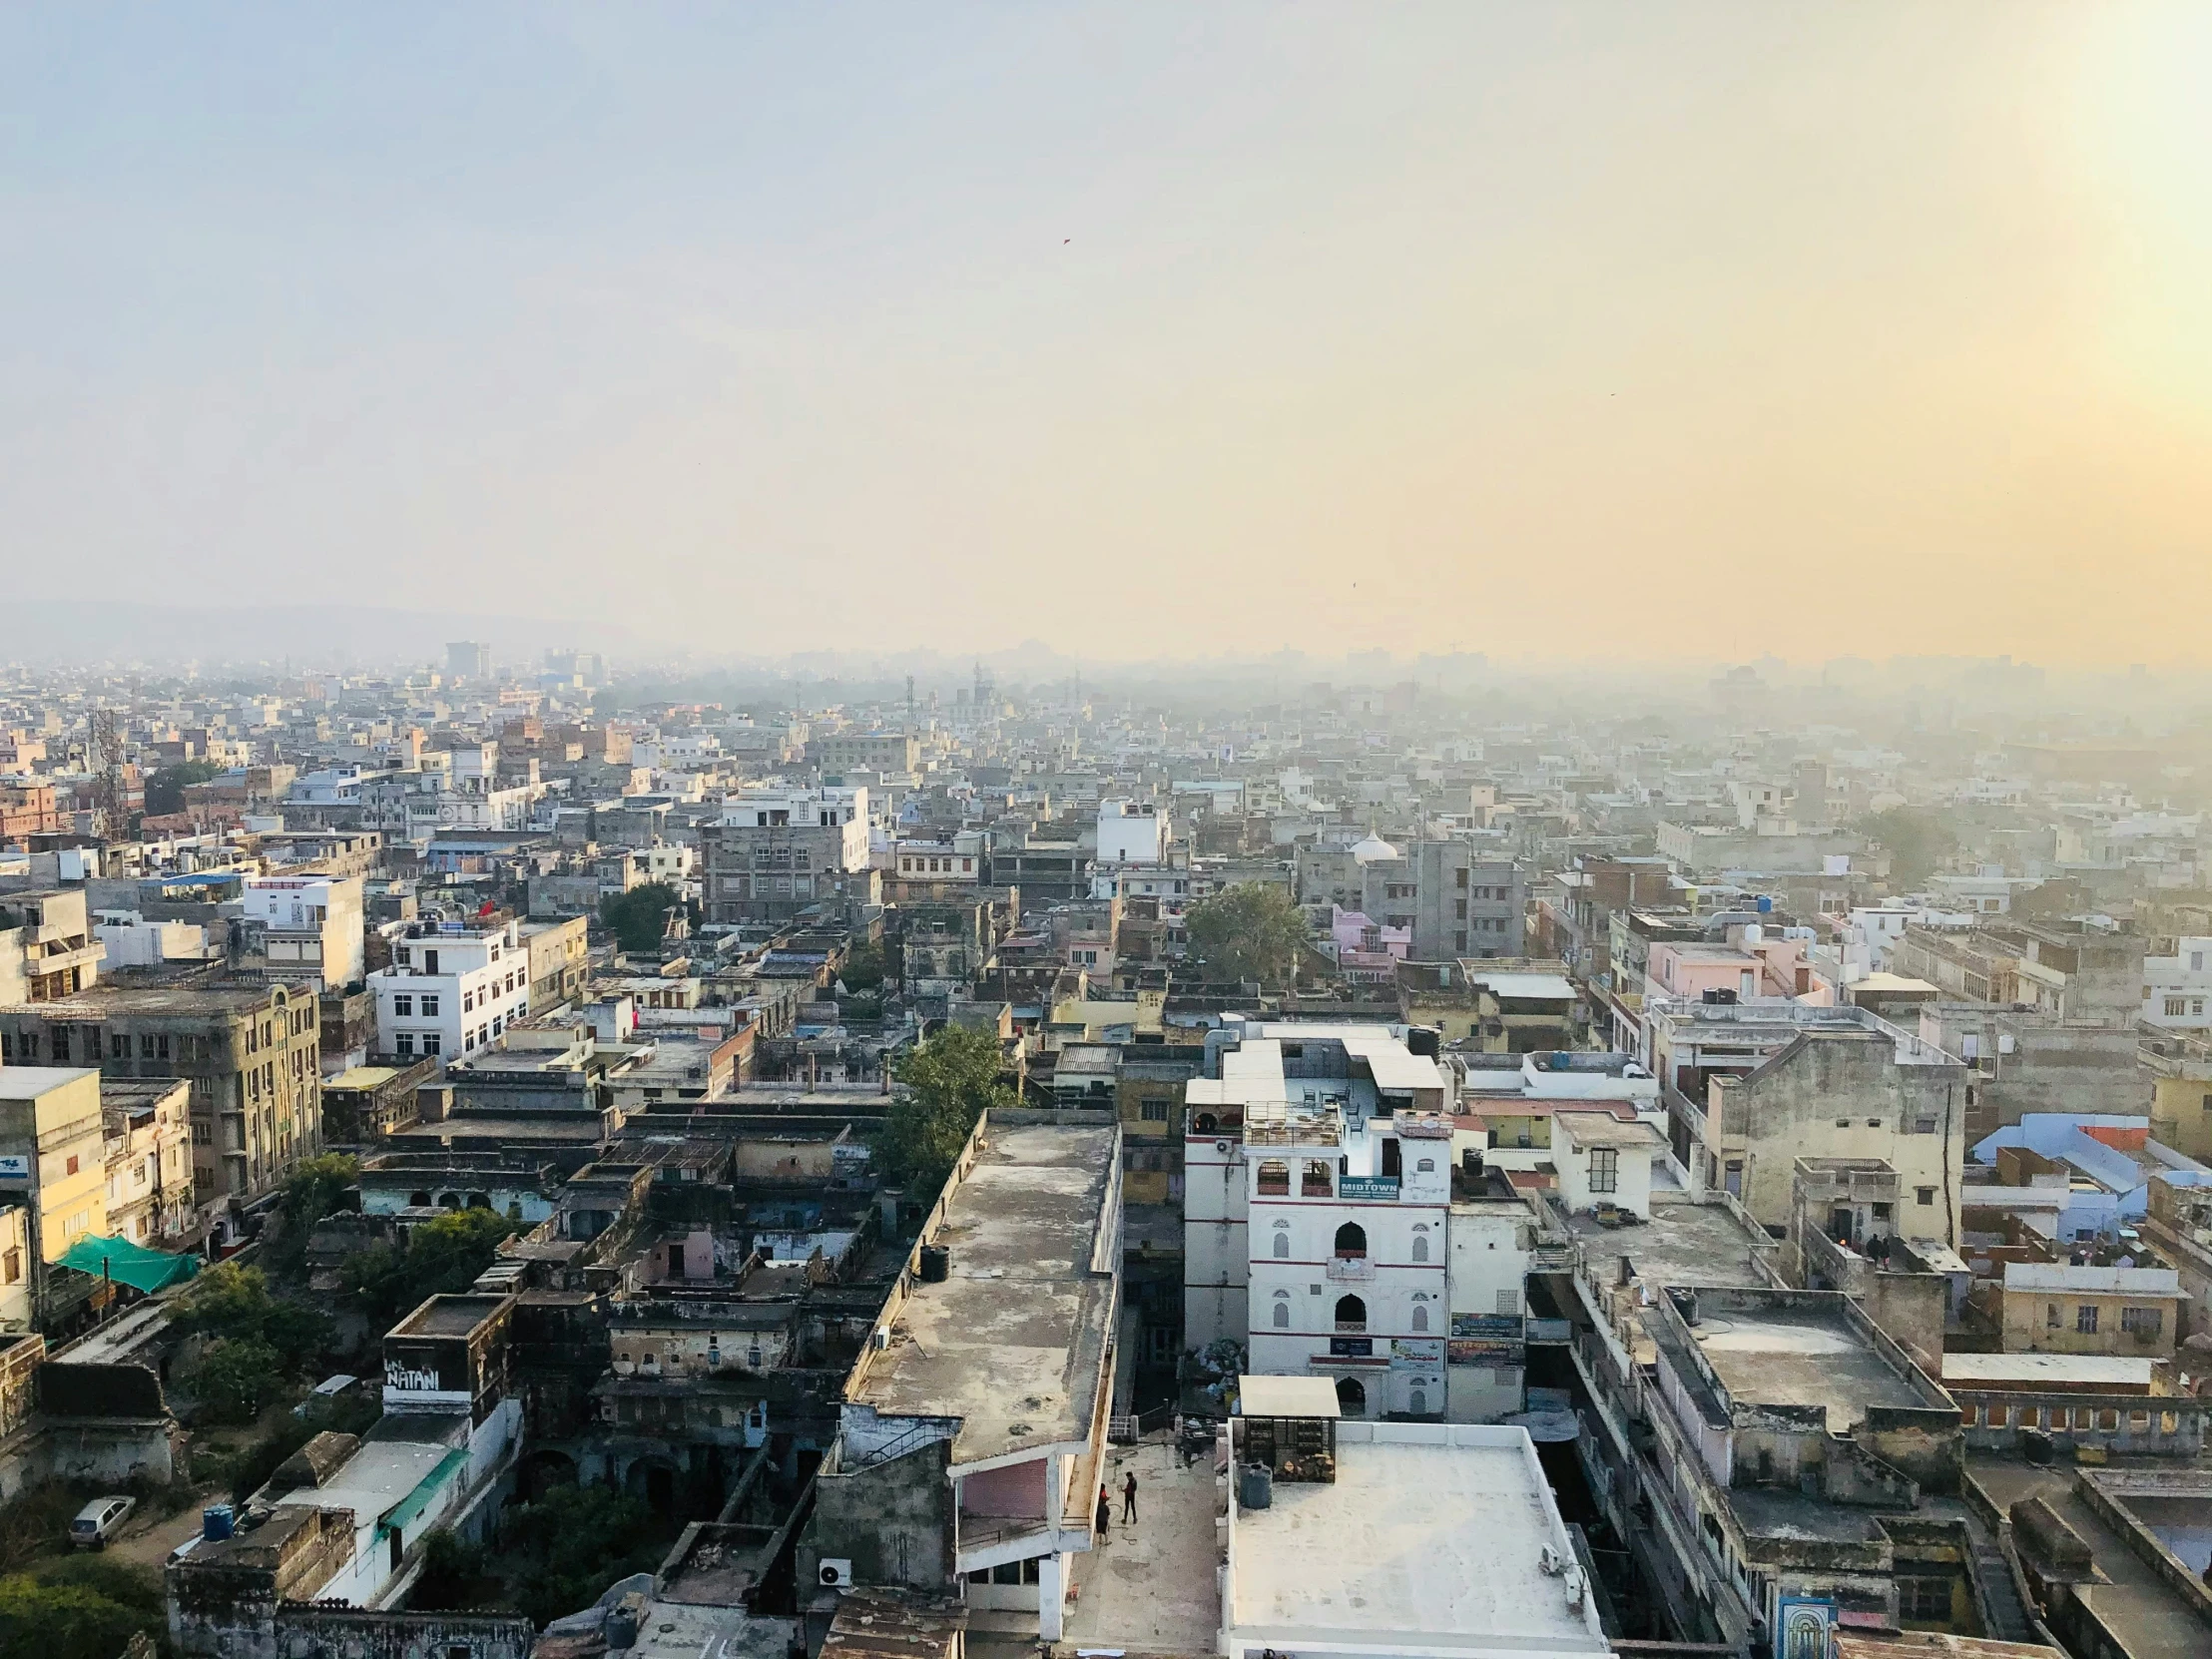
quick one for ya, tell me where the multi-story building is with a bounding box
[0,889,105,1004]
[2142,935,2212,1029]
[0,1068,108,1315]
[521,915,591,1014]
[0,981,322,1205]
[1183,1021,1450,1379]
[101,1078,195,1246]
[1355,838,1525,962]
[234,872,365,991]
[367,919,533,1063]
[699,787,869,925]
[809,730,918,775]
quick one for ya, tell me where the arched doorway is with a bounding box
[519,1448,578,1501]
[1336,1377,1367,1414]
[1333,1295,1367,1331]
[1333,1222,1367,1259]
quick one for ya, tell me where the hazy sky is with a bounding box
[4,4,2209,664]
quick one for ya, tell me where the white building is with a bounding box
[1222,1401,1609,1659]
[1184,1021,1453,1419]
[241,873,365,990]
[367,919,530,1062]
[1446,1177,1534,1423]
[2143,936,2212,1029]
[1096,799,1168,866]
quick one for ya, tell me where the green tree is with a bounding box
[0,1556,164,1659]
[491,1483,666,1629]
[345,1208,519,1323]
[172,1263,331,1371]
[839,939,885,991]
[410,1529,498,1612]
[875,1025,1018,1193]
[267,1154,359,1269]
[142,760,223,817]
[1854,808,1959,889]
[176,1337,286,1424]
[1184,881,1312,985]
[598,881,689,952]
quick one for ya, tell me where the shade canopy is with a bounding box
[57,1235,201,1295]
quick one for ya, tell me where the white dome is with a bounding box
[1352,830,1400,864]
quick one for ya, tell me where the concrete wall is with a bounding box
[804,1437,953,1591]
[1709,1034,1963,1242]
[271,1605,532,1659]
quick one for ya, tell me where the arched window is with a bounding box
[410,1190,432,1208]
[1411,1234,1430,1263]
[1334,1295,1367,1330]
[1334,1222,1368,1259]
[1336,1377,1367,1413]
[1416,1158,1435,1174]
[1194,1113,1219,1134]
[1411,1304,1430,1333]
[1409,1385,1427,1415]
[1273,1293,1291,1329]
[1273,1230,1290,1259]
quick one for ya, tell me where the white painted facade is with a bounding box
[1444,1199,1531,1422]
[1096,799,1168,866]
[367,920,530,1062]
[2143,936,2212,1029]
[242,872,366,989]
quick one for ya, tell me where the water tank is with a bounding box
[1405,1026,1440,1058]
[202,1504,236,1542]
[1237,1463,1274,1510]
[918,1244,950,1283]
[1757,894,1773,913]
[1550,1051,1571,1071]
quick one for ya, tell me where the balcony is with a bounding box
[1325,1256,1376,1283]
[1255,1177,1290,1197]
[1300,1178,1334,1198]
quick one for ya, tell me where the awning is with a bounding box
[55,1235,201,1295]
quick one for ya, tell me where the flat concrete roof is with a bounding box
[391,1294,510,1339]
[1942,1353,2158,1388]
[1226,1422,1606,1658]
[1552,1110,1666,1150]
[0,1066,98,1100]
[1570,1195,1772,1295]
[851,1120,1116,1467]
[1692,1308,1927,1426]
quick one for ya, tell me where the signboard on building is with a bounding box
[1774,1597,1835,1659]
[1450,1313,1522,1341]
[1390,1339,1444,1371]
[1328,1337,1373,1358]
[1447,1340,1524,1367]
[0,1156,28,1181]
[1339,1176,1399,1201]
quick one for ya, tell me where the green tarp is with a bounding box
[56,1234,201,1295]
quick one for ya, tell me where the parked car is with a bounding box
[70,1495,136,1549]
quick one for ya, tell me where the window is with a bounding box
[2076,1305,2099,1334]
[421,995,439,1016]
[1411,1304,1429,1333]
[1914,1116,1937,1135]
[1272,1292,1291,1329]
[1497,1289,1519,1317]
[395,1033,415,1057]
[2120,1306,2163,1338]
[1411,1234,1429,1263]
[1589,1148,1618,1194]
[2046,1303,2061,1328]
[1334,1295,1367,1331]
[1917,1187,1936,1206]
[65,1155,78,1176]
[393,994,413,1016]
[0,1250,18,1285]
[2167,997,2189,1017]
[1334,1222,1367,1259]
[1140,1099,1170,1122]
[1273,1230,1290,1258]
[1901,1577,1952,1623]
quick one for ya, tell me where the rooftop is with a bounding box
[1689,1304,1930,1426]
[1225,1421,1607,1658]
[1568,1195,1773,1294]
[1941,1353,2160,1389]
[390,1293,512,1339]
[1552,1110,1667,1151]
[0,1065,98,1101]
[850,1118,1116,1467]
[2002,1262,2186,1296]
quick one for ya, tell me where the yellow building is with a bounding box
[1995,1262,2186,1359]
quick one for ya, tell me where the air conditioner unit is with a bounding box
[1215,1140,1231,1155]
[819,1558,853,1589]
[870,1330,890,1352]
